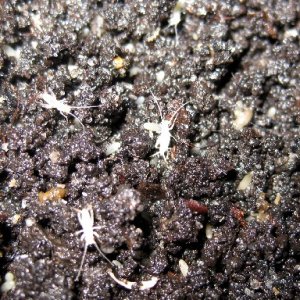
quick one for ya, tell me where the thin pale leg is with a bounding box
[90,208,94,223]
[59,110,84,128]
[151,151,160,158]
[150,91,163,120]
[93,232,100,239]
[39,102,52,109]
[175,25,178,46]
[59,111,69,122]
[151,150,169,161]
[169,102,190,129]
[93,226,101,230]
[76,229,83,235]
[68,111,85,128]
[71,105,100,109]
[94,239,113,266]
[75,244,88,281]
[171,134,177,142]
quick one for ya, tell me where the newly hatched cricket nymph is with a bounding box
[38,89,99,127]
[75,205,112,281]
[143,93,189,161]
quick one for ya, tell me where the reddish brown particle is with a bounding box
[231,206,247,227]
[185,199,208,214]
[167,271,181,282]
[0,211,8,222]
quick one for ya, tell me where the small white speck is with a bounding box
[237,171,253,191]
[25,218,35,227]
[232,101,253,130]
[105,142,121,156]
[198,7,207,16]
[129,66,142,77]
[49,150,60,164]
[8,178,17,188]
[21,199,27,209]
[156,70,165,83]
[11,214,21,225]
[136,96,145,106]
[284,28,298,39]
[205,224,213,239]
[31,40,38,49]
[267,107,276,119]
[91,15,104,38]
[1,143,9,152]
[124,43,135,54]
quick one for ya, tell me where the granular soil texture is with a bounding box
[0,0,299,299]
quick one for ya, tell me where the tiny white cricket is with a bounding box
[75,205,112,281]
[38,89,99,127]
[168,10,181,46]
[143,92,189,161]
[168,0,186,45]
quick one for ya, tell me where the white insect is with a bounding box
[143,93,189,161]
[168,10,181,46]
[38,89,99,127]
[75,205,112,281]
[168,0,186,45]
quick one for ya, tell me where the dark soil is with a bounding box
[0,0,299,299]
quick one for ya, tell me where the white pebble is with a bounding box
[1,272,16,293]
[8,178,17,188]
[100,245,115,254]
[156,70,165,83]
[1,143,8,152]
[283,28,298,39]
[1,280,15,293]
[2,45,21,59]
[205,224,213,239]
[237,171,253,191]
[112,260,123,268]
[67,62,81,79]
[105,142,121,156]
[49,150,60,164]
[267,107,276,119]
[4,272,14,282]
[124,43,135,54]
[91,15,104,37]
[11,214,21,225]
[232,101,253,130]
[179,259,189,277]
[25,218,35,227]
[136,96,145,106]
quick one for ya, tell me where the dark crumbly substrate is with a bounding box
[0,1,299,299]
